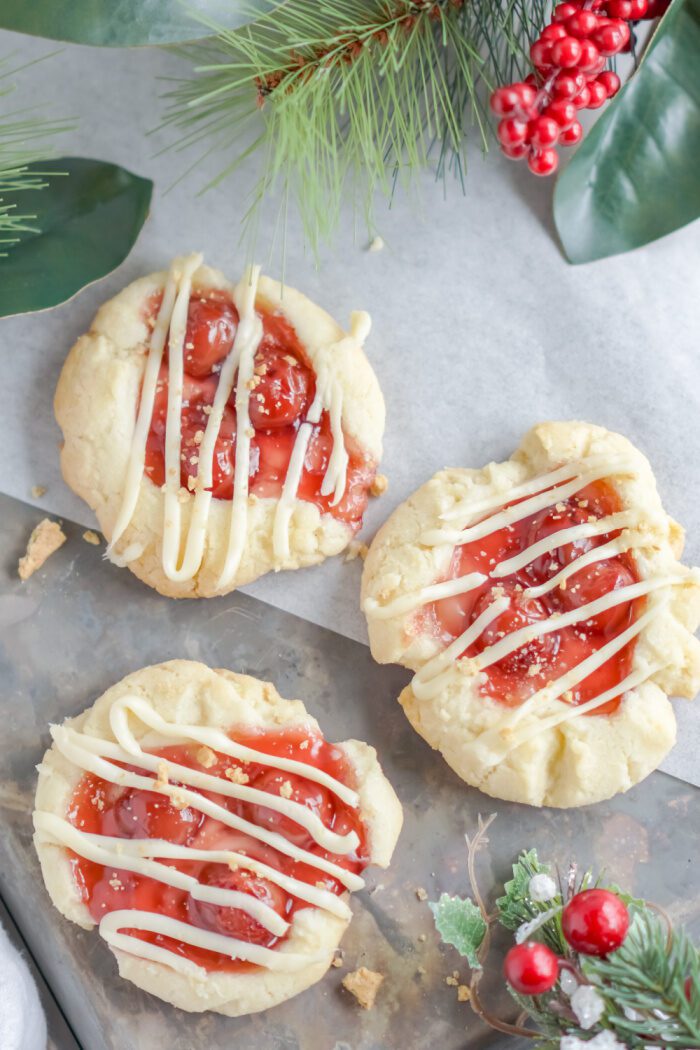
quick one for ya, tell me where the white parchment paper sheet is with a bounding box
[0,31,698,786]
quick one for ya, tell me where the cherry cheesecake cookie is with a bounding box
[33,661,402,1015]
[55,254,385,597]
[362,422,700,808]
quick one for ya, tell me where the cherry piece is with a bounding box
[106,788,203,845]
[247,345,314,429]
[187,864,288,946]
[184,297,238,378]
[470,584,558,674]
[247,768,335,849]
[555,559,636,634]
[562,889,629,956]
[504,942,559,995]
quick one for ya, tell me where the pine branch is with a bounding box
[160,0,550,256]
[0,55,72,255]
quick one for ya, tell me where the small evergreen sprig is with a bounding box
[0,55,70,255]
[161,0,549,256]
[430,819,700,1048]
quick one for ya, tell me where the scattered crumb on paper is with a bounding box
[370,473,388,497]
[82,530,101,545]
[344,541,368,563]
[30,485,46,499]
[457,984,470,1002]
[342,967,384,1010]
[18,519,66,581]
[367,236,384,253]
[415,886,428,901]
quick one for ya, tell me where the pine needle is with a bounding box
[0,55,72,255]
[161,0,549,258]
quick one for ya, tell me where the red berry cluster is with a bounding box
[503,889,630,995]
[490,0,655,176]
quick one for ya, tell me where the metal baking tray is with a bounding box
[1,492,698,1050]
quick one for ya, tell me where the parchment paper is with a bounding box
[0,30,698,786]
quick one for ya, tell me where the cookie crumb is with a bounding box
[30,485,46,499]
[367,235,385,253]
[416,966,427,977]
[170,789,188,810]
[331,951,344,968]
[342,967,384,1010]
[196,746,217,769]
[415,887,428,901]
[417,933,427,942]
[279,780,293,799]
[18,519,67,580]
[446,975,459,987]
[225,766,250,785]
[82,530,101,546]
[344,540,368,563]
[370,473,388,497]
[299,739,310,750]
[457,984,470,1002]
[153,761,169,791]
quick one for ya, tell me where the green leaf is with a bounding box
[429,894,486,969]
[0,0,276,47]
[0,157,152,317]
[554,0,700,264]
[496,849,554,930]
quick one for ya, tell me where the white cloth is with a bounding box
[0,921,46,1050]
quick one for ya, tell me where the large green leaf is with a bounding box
[554,0,700,264]
[0,0,274,47]
[0,157,152,317]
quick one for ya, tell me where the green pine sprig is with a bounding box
[429,825,700,1048]
[0,55,71,255]
[160,0,550,257]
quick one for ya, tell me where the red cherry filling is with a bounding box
[183,295,238,377]
[427,480,641,712]
[68,730,368,974]
[187,864,288,946]
[142,294,375,529]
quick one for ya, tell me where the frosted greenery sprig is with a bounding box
[161,0,549,257]
[0,55,70,255]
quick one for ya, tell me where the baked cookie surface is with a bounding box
[55,255,385,597]
[362,422,700,808]
[33,660,402,1015]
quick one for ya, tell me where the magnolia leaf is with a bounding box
[554,0,700,264]
[0,157,152,318]
[0,0,276,47]
[429,894,486,970]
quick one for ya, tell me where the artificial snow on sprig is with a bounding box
[429,816,700,1048]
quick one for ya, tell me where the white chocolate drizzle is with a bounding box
[35,696,365,977]
[365,454,699,736]
[108,254,365,587]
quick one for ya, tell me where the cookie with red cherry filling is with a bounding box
[55,254,385,597]
[33,660,402,1015]
[362,421,700,808]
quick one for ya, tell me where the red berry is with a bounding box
[593,20,630,55]
[504,942,560,995]
[491,86,520,116]
[541,22,568,40]
[512,82,538,109]
[530,39,554,68]
[551,35,583,65]
[644,0,670,16]
[562,889,629,956]
[587,79,608,108]
[576,39,602,70]
[528,148,559,176]
[597,70,621,97]
[628,0,649,16]
[560,120,583,145]
[545,99,577,127]
[566,10,599,35]
[573,85,592,108]
[554,2,581,20]
[501,142,529,160]
[554,70,586,97]
[498,118,529,146]
[529,115,560,147]
[606,0,632,15]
